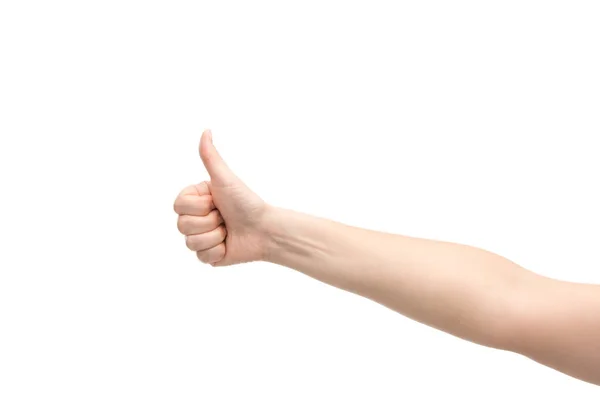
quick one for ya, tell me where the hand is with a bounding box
[174,129,270,266]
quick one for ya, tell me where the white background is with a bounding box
[1,1,599,398]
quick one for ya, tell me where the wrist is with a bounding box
[258,205,286,264]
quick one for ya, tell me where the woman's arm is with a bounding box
[175,130,600,386]
[262,207,600,385]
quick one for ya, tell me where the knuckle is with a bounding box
[174,195,214,216]
[185,235,200,251]
[173,196,183,213]
[202,196,214,214]
[196,250,209,263]
[196,181,211,196]
[193,196,210,216]
[177,216,190,234]
[174,195,191,214]
[179,185,197,197]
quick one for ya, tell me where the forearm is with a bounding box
[262,206,600,384]
[262,206,534,349]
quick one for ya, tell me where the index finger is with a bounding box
[178,181,211,197]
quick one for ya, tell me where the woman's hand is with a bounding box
[173,130,271,266]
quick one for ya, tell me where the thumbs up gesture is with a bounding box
[174,130,270,266]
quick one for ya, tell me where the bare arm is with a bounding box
[174,130,600,386]
[262,207,600,385]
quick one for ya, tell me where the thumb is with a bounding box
[199,129,237,185]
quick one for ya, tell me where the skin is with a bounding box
[174,129,600,386]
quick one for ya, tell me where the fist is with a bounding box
[174,130,270,266]
[174,182,227,264]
